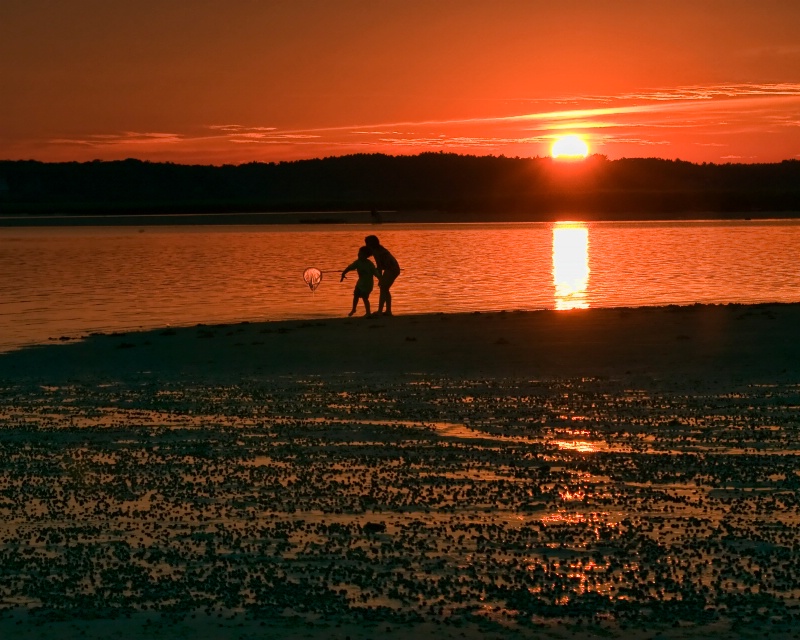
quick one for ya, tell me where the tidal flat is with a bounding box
[1,305,799,639]
[2,375,800,639]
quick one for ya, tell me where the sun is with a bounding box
[551,135,589,160]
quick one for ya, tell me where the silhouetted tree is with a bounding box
[1,155,799,218]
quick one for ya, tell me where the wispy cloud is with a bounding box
[593,135,671,147]
[618,83,800,102]
[231,133,321,143]
[208,125,277,133]
[246,83,800,135]
[40,83,800,163]
[378,135,546,148]
[51,132,185,147]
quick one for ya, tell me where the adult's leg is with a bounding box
[381,272,399,315]
[376,281,386,313]
[382,286,392,315]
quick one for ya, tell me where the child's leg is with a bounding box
[348,291,359,316]
[363,294,371,317]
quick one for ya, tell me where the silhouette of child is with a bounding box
[340,246,380,317]
[364,234,400,316]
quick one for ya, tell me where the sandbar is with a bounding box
[0,304,799,640]
[2,302,798,384]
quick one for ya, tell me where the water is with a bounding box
[1,219,799,351]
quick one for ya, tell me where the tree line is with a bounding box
[1,153,799,218]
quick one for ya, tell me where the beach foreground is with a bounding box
[1,304,799,639]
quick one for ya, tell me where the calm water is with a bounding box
[1,219,799,351]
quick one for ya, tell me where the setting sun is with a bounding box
[551,135,589,160]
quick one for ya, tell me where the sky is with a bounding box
[2,0,800,165]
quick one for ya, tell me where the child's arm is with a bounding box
[340,264,354,281]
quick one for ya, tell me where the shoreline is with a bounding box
[2,210,798,227]
[2,302,799,385]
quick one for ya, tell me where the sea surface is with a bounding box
[1,219,799,351]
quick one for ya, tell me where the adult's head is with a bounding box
[364,235,380,249]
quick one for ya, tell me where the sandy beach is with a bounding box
[1,304,799,639]
[2,303,799,384]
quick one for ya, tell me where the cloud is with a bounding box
[231,133,321,142]
[50,132,184,147]
[218,83,800,151]
[207,125,277,133]
[594,135,671,147]
[738,45,800,59]
[38,83,800,163]
[377,135,546,149]
[619,83,800,102]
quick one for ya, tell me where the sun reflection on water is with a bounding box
[553,224,590,309]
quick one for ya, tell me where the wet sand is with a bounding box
[1,304,799,639]
[3,302,800,383]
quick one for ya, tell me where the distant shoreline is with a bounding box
[4,155,800,226]
[2,209,798,227]
[4,155,800,224]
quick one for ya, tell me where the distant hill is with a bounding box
[1,153,799,219]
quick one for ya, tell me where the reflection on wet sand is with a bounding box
[1,374,800,638]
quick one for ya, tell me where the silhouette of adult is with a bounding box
[364,235,400,316]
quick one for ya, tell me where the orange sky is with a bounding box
[2,0,800,165]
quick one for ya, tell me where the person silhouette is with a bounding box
[340,245,380,317]
[364,235,400,316]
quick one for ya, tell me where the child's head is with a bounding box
[358,245,371,260]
